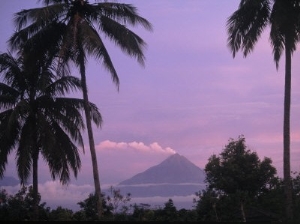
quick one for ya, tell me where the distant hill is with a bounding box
[0,176,19,186]
[119,153,205,185]
[113,153,206,197]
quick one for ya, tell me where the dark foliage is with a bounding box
[0,176,299,222]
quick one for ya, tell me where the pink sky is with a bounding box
[1,0,300,210]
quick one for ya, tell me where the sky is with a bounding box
[0,0,300,210]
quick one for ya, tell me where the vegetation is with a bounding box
[202,136,278,222]
[0,51,101,220]
[9,0,152,218]
[227,1,300,220]
[0,186,197,221]
[0,174,299,221]
[0,137,299,222]
[0,0,299,222]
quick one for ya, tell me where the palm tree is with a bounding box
[226,0,300,220]
[0,51,102,220]
[9,0,152,218]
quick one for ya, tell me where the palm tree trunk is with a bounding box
[240,202,246,222]
[32,149,39,221]
[212,203,219,222]
[283,44,293,220]
[30,106,39,220]
[79,57,103,219]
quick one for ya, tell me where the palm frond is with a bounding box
[270,26,285,69]
[0,52,22,79]
[78,21,119,88]
[22,22,66,61]
[10,7,65,53]
[0,46,88,190]
[0,83,20,109]
[16,119,35,184]
[0,95,17,110]
[99,16,147,66]
[37,97,86,144]
[36,113,57,151]
[94,3,153,31]
[10,20,48,52]
[0,107,22,147]
[0,110,20,178]
[39,0,68,6]
[45,75,82,96]
[42,121,81,184]
[13,4,65,31]
[227,0,271,57]
[88,101,102,128]
[269,0,300,68]
[56,19,80,73]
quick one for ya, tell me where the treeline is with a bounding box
[0,186,195,221]
[0,136,299,222]
[0,176,299,222]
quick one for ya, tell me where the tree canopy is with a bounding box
[9,1,152,217]
[227,1,300,219]
[204,135,277,222]
[205,135,277,196]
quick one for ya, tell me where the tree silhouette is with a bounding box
[0,51,101,220]
[205,136,277,222]
[9,1,152,218]
[227,0,300,220]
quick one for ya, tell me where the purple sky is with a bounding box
[1,0,300,210]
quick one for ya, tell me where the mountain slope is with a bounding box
[119,153,205,185]
[112,154,206,197]
[0,176,19,186]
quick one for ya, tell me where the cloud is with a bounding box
[129,195,197,210]
[70,140,178,186]
[96,140,176,154]
[38,181,94,210]
[1,182,93,211]
[1,181,198,211]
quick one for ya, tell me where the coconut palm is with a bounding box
[0,51,102,220]
[9,0,152,217]
[227,0,300,220]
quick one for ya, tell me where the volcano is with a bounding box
[115,153,206,197]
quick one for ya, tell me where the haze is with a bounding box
[0,0,299,210]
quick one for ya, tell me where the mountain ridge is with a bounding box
[0,176,19,186]
[119,153,205,186]
[112,153,206,197]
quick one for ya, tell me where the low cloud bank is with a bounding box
[1,182,93,211]
[1,181,197,212]
[96,140,176,154]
